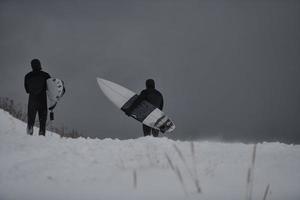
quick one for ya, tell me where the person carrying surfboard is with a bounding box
[124,79,164,137]
[24,59,51,136]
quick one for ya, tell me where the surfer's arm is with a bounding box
[160,98,164,110]
[125,90,147,115]
[45,72,51,79]
[24,75,29,94]
[44,72,51,90]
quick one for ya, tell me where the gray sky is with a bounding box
[0,0,299,143]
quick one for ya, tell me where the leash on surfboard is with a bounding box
[48,102,56,121]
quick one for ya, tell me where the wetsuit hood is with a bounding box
[146,79,155,89]
[31,59,42,71]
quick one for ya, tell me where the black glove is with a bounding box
[123,108,131,116]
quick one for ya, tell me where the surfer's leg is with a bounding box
[143,125,151,136]
[27,99,37,135]
[38,104,47,136]
[151,129,159,137]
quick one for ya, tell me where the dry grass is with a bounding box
[173,143,202,193]
[165,153,188,195]
[246,144,257,200]
[262,184,270,200]
[133,169,137,189]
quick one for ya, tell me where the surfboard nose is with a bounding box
[96,77,136,109]
[96,77,104,85]
[96,78,109,91]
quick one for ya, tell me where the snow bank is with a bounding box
[0,109,299,200]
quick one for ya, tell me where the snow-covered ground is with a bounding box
[0,109,299,200]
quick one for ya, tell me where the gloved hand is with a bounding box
[123,108,131,116]
[125,110,131,116]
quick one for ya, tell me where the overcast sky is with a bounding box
[0,0,299,143]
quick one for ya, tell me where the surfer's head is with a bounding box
[31,59,42,71]
[146,79,155,89]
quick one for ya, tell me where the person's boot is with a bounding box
[152,129,159,137]
[39,130,45,136]
[27,126,33,135]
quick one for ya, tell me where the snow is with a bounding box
[0,109,300,200]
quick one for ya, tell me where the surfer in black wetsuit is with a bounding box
[124,79,164,137]
[24,59,51,136]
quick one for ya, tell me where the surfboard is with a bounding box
[97,78,175,133]
[47,78,65,111]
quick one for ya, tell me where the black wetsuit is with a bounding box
[124,80,163,137]
[24,70,50,135]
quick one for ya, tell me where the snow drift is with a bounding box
[0,109,299,200]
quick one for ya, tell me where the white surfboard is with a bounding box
[47,78,65,110]
[97,78,175,133]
